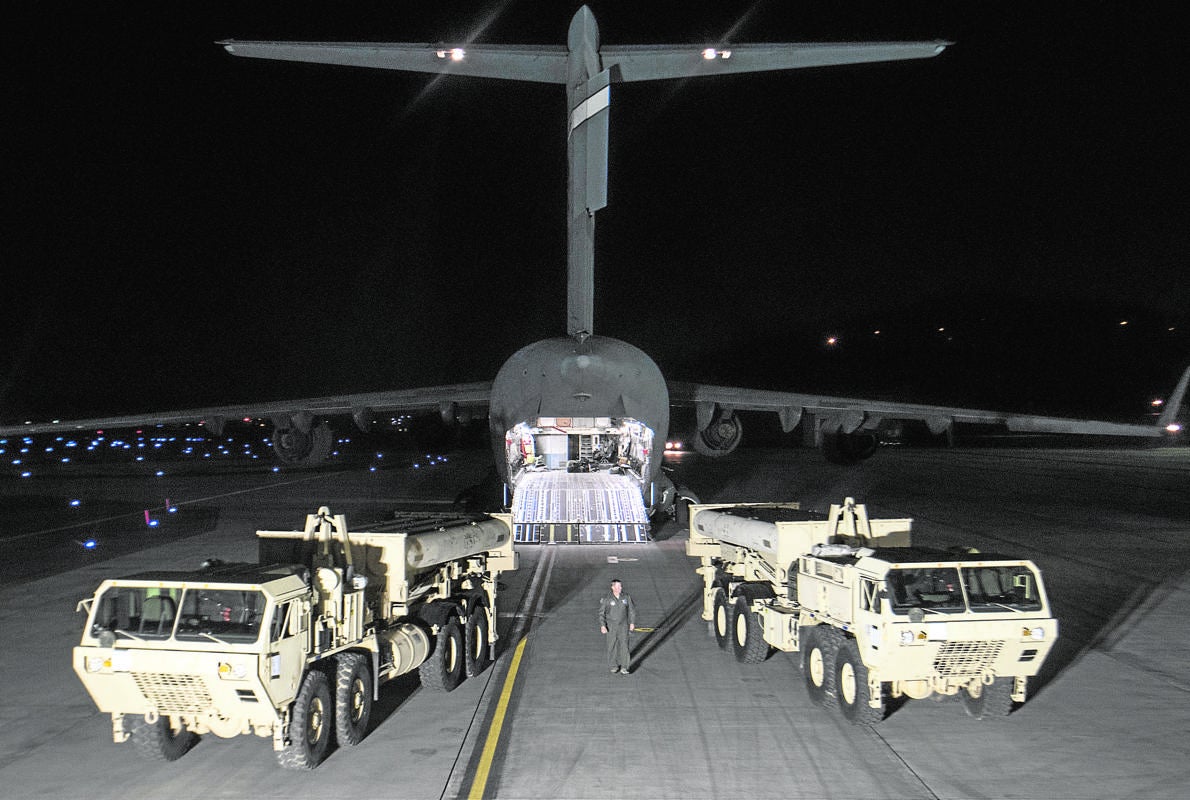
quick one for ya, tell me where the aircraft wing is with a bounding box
[668,371,1188,441]
[0,382,492,437]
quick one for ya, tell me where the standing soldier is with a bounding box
[598,578,636,674]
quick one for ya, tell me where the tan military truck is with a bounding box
[73,506,518,768]
[687,498,1057,723]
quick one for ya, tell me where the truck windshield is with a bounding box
[886,565,1043,615]
[175,589,267,643]
[91,586,184,640]
[89,586,266,643]
[886,567,965,614]
[961,565,1043,612]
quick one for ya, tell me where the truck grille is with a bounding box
[933,641,1003,677]
[132,673,213,714]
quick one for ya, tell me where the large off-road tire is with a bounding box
[962,677,1015,719]
[277,669,332,769]
[334,652,372,747]
[835,638,885,725]
[465,606,492,677]
[712,588,733,650]
[732,596,769,664]
[127,715,198,762]
[801,626,840,708]
[419,617,465,692]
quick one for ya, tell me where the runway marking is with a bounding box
[467,636,528,800]
[465,546,555,800]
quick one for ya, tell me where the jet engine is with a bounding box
[272,421,334,465]
[693,409,743,457]
[822,429,878,465]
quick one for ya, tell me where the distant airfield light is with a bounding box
[873,330,881,336]
[1119,320,1128,326]
[702,48,731,60]
[1152,399,1164,407]
[80,538,98,550]
[825,336,839,346]
[1167,423,1183,434]
[70,499,81,507]
[436,47,465,61]
[20,471,32,478]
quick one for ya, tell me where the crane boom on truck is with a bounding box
[72,506,518,768]
[687,498,1057,723]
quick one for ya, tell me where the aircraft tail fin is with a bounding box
[220,8,950,341]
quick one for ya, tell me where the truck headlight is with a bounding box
[85,655,109,673]
[218,661,249,680]
[1023,626,1045,640]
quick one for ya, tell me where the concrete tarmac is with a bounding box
[1,443,1187,799]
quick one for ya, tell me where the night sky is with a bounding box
[5,1,1187,424]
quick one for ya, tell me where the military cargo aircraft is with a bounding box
[3,7,1184,542]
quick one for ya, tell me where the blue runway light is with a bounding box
[272,466,280,472]
[370,466,377,473]
[70,499,81,506]
[148,519,160,527]
[20,471,32,478]
[82,539,98,550]
[155,470,165,477]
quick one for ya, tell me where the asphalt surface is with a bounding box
[1,441,1187,799]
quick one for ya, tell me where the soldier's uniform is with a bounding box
[598,588,636,673]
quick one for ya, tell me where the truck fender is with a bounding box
[733,583,776,603]
[417,599,465,630]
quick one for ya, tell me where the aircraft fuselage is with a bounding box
[489,334,669,510]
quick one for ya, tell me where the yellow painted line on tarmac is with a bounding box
[633,627,656,632]
[467,635,530,800]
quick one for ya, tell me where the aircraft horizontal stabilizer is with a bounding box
[601,41,950,83]
[219,40,951,87]
[219,41,570,84]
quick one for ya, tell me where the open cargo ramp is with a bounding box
[511,471,649,543]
